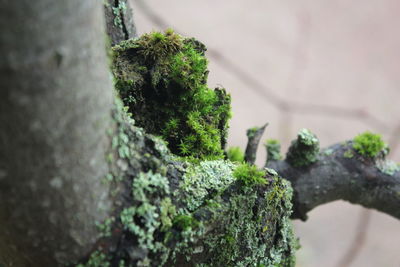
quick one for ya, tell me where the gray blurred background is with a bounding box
[129,0,400,266]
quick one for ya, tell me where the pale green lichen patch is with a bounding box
[343,149,354,159]
[353,131,386,158]
[376,160,400,176]
[265,139,282,162]
[323,148,334,156]
[179,160,235,211]
[196,172,297,266]
[120,171,170,251]
[112,1,127,29]
[286,129,319,167]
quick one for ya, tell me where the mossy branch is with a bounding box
[266,131,400,221]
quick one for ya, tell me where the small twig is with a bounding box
[244,123,268,164]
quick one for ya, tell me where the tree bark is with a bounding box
[104,0,137,45]
[267,142,400,221]
[0,0,114,265]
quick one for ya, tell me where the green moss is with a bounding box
[265,139,282,162]
[227,146,245,163]
[353,131,386,158]
[286,129,319,167]
[135,29,183,61]
[233,163,266,187]
[172,214,199,231]
[112,29,231,161]
[247,127,259,139]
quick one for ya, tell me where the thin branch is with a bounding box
[244,123,268,164]
[267,142,400,221]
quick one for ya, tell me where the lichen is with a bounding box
[286,129,319,167]
[112,29,231,161]
[79,31,298,266]
[376,160,400,176]
[227,146,245,163]
[353,131,386,158]
[112,1,127,29]
[343,149,354,159]
[265,139,282,162]
[76,251,110,267]
[179,160,235,211]
[196,171,298,266]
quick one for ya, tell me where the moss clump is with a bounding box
[112,29,231,161]
[353,131,386,158]
[172,214,199,231]
[286,129,319,167]
[265,139,282,162]
[227,146,245,163]
[233,163,266,187]
[247,127,260,139]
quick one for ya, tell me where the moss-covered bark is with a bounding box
[76,99,297,266]
[75,31,298,266]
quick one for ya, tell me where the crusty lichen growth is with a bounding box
[353,131,386,158]
[76,96,298,266]
[112,29,231,161]
[79,30,298,266]
[286,129,319,167]
[194,168,298,266]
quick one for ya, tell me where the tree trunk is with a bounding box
[0,0,114,265]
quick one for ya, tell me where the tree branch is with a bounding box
[267,136,400,221]
[104,0,137,46]
[244,123,268,164]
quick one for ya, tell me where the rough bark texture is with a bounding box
[74,100,297,267]
[267,138,400,221]
[104,0,137,45]
[0,0,114,265]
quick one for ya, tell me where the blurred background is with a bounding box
[129,0,400,266]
